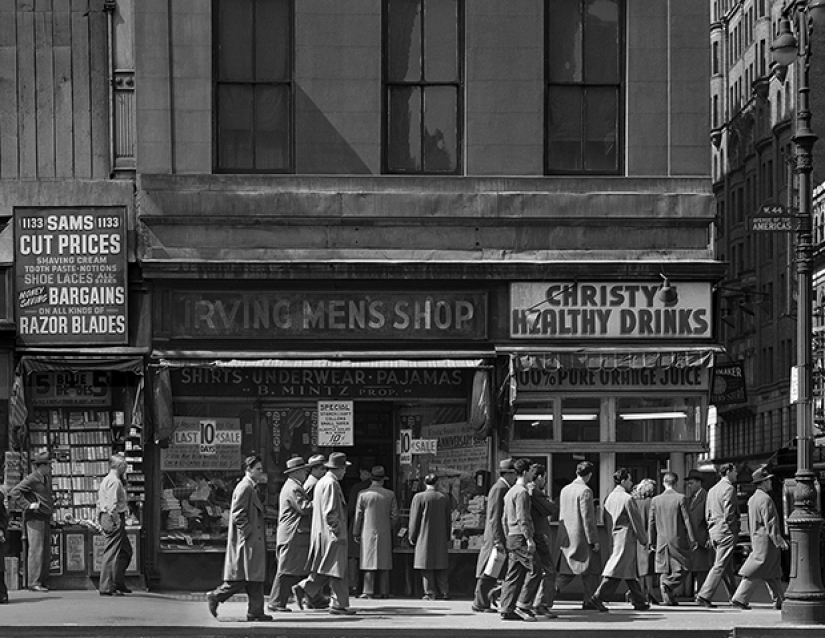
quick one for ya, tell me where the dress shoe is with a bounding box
[514,607,537,622]
[534,605,558,618]
[206,592,219,618]
[266,603,291,612]
[587,595,609,612]
[500,612,521,621]
[29,585,49,593]
[695,595,716,608]
[307,597,330,610]
[472,604,491,613]
[358,593,374,599]
[729,598,751,610]
[329,606,356,615]
[438,594,450,600]
[100,590,124,597]
[422,594,436,601]
[291,584,307,610]
[246,614,274,621]
[0,597,8,604]
[774,599,783,610]
[115,585,132,594]
[633,602,651,611]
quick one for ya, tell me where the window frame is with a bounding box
[544,0,625,176]
[381,0,465,175]
[212,0,295,174]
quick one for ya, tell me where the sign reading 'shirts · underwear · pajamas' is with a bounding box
[14,208,128,346]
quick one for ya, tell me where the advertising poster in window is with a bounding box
[161,417,242,470]
[14,207,128,346]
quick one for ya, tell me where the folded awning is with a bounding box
[500,346,720,371]
[20,355,145,375]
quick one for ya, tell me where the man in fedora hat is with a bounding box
[408,473,452,601]
[303,454,327,500]
[353,465,398,599]
[268,457,313,612]
[472,458,517,612]
[294,452,357,615]
[729,467,787,610]
[685,469,712,596]
[11,451,54,592]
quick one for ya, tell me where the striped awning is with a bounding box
[504,347,718,371]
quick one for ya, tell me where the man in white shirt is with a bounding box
[97,453,133,596]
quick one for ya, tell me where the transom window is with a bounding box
[545,0,623,174]
[384,0,462,174]
[214,0,293,173]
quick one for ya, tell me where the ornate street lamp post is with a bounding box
[772,0,825,625]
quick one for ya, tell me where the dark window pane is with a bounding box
[254,85,290,170]
[218,85,254,169]
[547,1,582,83]
[218,0,253,81]
[584,86,618,171]
[255,0,290,82]
[546,86,583,171]
[388,86,422,171]
[388,0,422,81]
[585,0,619,83]
[424,0,458,82]
[423,86,457,172]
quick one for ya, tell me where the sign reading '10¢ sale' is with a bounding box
[15,207,128,346]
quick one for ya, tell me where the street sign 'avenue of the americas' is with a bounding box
[750,204,795,232]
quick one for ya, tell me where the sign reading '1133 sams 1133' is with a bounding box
[14,208,128,346]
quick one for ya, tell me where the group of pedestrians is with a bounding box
[472,458,789,622]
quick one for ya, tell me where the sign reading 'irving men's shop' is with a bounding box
[167,291,487,340]
[14,208,128,346]
[510,281,712,339]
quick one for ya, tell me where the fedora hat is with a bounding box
[325,452,351,469]
[370,465,388,481]
[686,469,705,482]
[307,454,326,467]
[751,467,774,484]
[32,451,52,465]
[498,458,515,472]
[284,457,307,473]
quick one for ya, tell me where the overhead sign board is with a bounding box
[710,362,747,406]
[750,204,794,232]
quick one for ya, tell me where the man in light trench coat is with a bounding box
[268,457,313,612]
[590,468,650,612]
[207,455,272,622]
[648,471,697,606]
[293,452,357,615]
[408,473,452,600]
[555,461,602,610]
[729,467,788,610]
[353,465,399,598]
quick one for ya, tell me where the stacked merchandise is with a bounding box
[161,489,185,530]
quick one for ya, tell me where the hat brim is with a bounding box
[325,461,352,469]
[284,465,308,473]
[753,474,774,484]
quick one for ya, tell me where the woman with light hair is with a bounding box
[631,478,659,605]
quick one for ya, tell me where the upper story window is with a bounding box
[546,0,623,174]
[214,0,293,173]
[383,0,463,174]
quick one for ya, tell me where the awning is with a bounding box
[499,346,719,371]
[20,355,145,375]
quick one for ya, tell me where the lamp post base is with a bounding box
[782,599,825,624]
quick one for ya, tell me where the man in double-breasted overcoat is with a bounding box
[730,467,787,610]
[408,473,452,600]
[686,469,712,595]
[207,455,271,622]
[353,465,398,598]
[591,468,649,612]
[268,457,313,612]
[649,472,697,605]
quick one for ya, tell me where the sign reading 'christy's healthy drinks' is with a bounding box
[15,208,128,346]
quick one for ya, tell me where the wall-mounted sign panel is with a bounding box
[14,208,128,346]
[510,281,712,339]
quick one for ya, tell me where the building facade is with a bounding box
[0,0,720,593]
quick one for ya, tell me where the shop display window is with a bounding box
[159,401,254,552]
[561,397,601,442]
[512,402,554,440]
[615,397,700,442]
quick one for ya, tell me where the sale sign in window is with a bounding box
[14,207,128,346]
[161,417,242,470]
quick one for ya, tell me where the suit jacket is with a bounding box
[475,477,510,578]
[706,477,740,543]
[353,483,398,570]
[276,475,313,575]
[223,475,267,582]
[602,486,647,580]
[739,489,784,580]
[306,471,348,578]
[10,470,54,522]
[649,488,695,573]
[687,487,712,571]
[408,487,451,570]
[530,485,557,555]
[557,477,599,575]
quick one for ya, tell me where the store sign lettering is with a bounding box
[510,282,712,339]
[517,366,709,392]
[168,291,487,340]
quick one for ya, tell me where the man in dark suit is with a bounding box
[685,469,712,596]
[472,459,516,612]
[648,472,697,605]
[10,451,54,592]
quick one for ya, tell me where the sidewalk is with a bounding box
[1,590,824,638]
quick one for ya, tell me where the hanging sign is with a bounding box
[317,401,354,446]
[14,207,128,346]
[710,362,747,405]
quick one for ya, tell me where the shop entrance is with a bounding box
[340,402,395,496]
